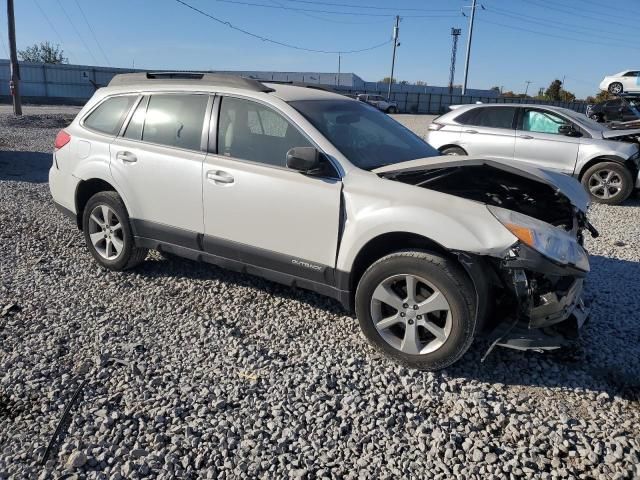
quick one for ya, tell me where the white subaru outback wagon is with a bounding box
[50,72,594,370]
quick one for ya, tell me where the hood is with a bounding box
[601,128,640,139]
[374,156,589,229]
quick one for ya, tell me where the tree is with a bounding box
[545,79,563,101]
[490,86,501,93]
[379,77,396,84]
[543,79,576,102]
[18,41,67,64]
[415,80,428,86]
[586,90,613,104]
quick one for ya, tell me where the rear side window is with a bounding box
[83,96,136,135]
[141,94,209,150]
[456,107,516,129]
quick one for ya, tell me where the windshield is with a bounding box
[289,99,439,170]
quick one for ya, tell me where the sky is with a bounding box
[1,0,639,98]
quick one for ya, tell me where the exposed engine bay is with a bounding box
[379,163,577,229]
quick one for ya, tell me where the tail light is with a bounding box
[428,123,444,131]
[54,130,71,150]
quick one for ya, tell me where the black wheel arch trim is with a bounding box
[577,155,634,180]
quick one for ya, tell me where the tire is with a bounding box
[581,161,633,205]
[386,106,397,114]
[355,250,477,370]
[589,113,604,123]
[608,82,623,95]
[440,146,467,156]
[82,191,148,270]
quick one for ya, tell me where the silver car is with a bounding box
[426,104,640,204]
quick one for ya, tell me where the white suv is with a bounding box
[50,72,593,370]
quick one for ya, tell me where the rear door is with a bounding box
[109,93,211,242]
[513,107,580,174]
[456,106,517,159]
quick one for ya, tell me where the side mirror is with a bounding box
[286,147,320,173]
[558,124,580,137]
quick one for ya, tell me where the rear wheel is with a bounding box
[440,146,467,156]
[82,191,148,270]
[355,251,477,370]
[386,106,397,114]
[608,82,623,95]
[581,162,633,205]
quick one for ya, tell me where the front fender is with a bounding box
[337,174,517,272]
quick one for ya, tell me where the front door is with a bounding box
[513,107,580,175]
[202,95,342,275]
[109,93,210,241]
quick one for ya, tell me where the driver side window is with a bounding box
[521,109,567,135]
[218,96,312,167]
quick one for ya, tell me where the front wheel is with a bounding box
[581,162,633,205]
[440,146,467,156]
[608,82,623,95]
[386,106,397,114]
[355,251,477,370]
[82,191,148,270]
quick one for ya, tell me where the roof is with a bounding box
[104,72,351,103]
[108,72,275,92]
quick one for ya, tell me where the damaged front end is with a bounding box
[483,243,591,355]
[376,158,597,355]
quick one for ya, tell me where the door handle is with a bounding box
[206,170,234,185]
[464,129,478,134]
[518,135,534,139]
[116,151,137,163]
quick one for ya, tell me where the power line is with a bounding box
[478,17,640,51]
[72,0,111,65]
[277,0,459,13]
[524,0,638,30]
[175,0,392,54]
[484,6,632,44]
[56,0,98,63]
[532,0,639,22]
[32,0,69,58]
[207,0,460,18]
[266,0,388,24]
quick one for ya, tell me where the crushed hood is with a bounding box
[601,127,640,139]
[374,156,589,229]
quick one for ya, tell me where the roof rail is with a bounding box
[108,72,275,93]
[262,80,335,92]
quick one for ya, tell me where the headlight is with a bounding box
[488,206,590,272]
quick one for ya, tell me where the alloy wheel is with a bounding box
[87,204,124,260]
[588,169,623,200]
[370,274,452,355]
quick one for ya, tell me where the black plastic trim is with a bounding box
[130,219,352,310]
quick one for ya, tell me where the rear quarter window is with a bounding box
[83,96,137,135]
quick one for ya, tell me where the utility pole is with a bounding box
[524,80,531,96]
[337,53,341,87]
[449,28,461,94]
[388,15,400,101]
[461,0,478,96]
[7,0,22,115]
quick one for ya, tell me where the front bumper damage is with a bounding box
[471,242,592,359]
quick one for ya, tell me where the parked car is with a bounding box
[587,95,640,123]
[356,93,398,113]
[50,72,593,370]
[427,104,640,204]
[599,70,640,95]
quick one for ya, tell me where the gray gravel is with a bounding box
[1,109,639,479]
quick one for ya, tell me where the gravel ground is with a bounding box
[1,110,639,479]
